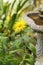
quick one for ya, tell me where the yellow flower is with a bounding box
[13,19,26,33]
[6,14,10,22]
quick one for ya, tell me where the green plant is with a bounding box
[0,0,36,65]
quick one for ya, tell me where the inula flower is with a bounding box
[13,19,26,33]
[6,14,10,22]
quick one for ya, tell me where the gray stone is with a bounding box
[23,12,43,58]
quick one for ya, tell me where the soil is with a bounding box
[27,13,43,26]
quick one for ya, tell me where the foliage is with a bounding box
[0,0,36,65]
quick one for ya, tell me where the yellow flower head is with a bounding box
[13,19,26,33]
[6,14,10,22]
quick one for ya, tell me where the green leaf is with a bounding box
[0,20,3,32]
[14,38,22,48]
[0,0,3,16]
[14,0,20,12]
[8,13,17,29]
[25,58,35,65]
[10,0,16,14]
[0,36,9,44]
[26,43,36,56]
[3,2,10,14]
[22,34,30,42]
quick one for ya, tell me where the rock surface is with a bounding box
[35,58,43,65]
[35,61,43,65]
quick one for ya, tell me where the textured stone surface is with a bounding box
[35,61,43,65]
[23,12,43,33]
[36,33,43,57]
[23,12,43,57]
[35,58,43,65]
[23,12,43,65]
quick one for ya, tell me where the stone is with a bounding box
[23,12,43,58]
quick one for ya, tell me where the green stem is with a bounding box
[1,43,5,58]
[19,54,26,65]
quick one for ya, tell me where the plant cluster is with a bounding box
[0,0,36,65]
